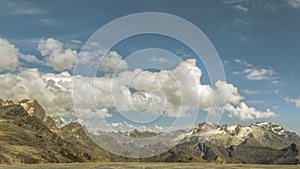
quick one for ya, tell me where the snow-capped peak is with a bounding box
[252,122,287,137]
[178,122,254,146]
[50,115,67,129]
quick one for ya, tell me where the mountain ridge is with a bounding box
[0,99,299,164]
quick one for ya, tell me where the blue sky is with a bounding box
[0,0,299,134]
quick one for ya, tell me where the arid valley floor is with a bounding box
[0,163,299,169]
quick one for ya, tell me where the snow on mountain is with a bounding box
[252,122,299,140]
[171,121,300,151]
[179,122,253,146]
[17,99,68,131]
[253,122,286,135]
[19,99,46,121]
[110,121,166,133]
[49,115,67,129]
[0,99,14,106]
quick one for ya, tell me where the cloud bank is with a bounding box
[0,38,278,122]
[0,38,19,71]
[38,38,77,71]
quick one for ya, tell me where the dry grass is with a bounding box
[0,131,5,136]
[0,162,299,169]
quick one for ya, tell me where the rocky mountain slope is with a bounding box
[0,100,123,164]
[0,99,299,164]
[0,104,87,163]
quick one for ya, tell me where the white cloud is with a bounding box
[0,38,19,71]
[233,59,252,67]
[37,19,57,26]
[19,54,43,64]
[271,80,280,84]
[0,1,45,16]
[213,81,244,105]
[239,36,250,41]
[287,0,300,8]
[244,68,275,80]
[285,97,300,108]
[233,59,277,81]
[99,51,127,74]
[247,100,264,104]
[242,89,257,95]
[233,19,251,27]
[0,68,73,117]
[12,8,44,15]
[77,108,112,119]
[38,38,77,72]
[0,54,277,121]
[150,57,169,63]
[233,4,248,12]
[91,59,271,119]
[232,71,240,75]
[70,40,82,44]
[225,102,277,120]
[38,38,63,56]
[65,40,83,50]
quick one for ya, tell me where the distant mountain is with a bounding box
[120,129,159,138]
[173,121,300,164]
[0,99,299,164]
[97,121,300,164]
[180,121,300,150]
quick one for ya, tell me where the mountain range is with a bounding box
[0,99,299,164]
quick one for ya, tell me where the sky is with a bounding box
[0,0,299,134]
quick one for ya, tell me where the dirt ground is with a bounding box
[0,163,299,169]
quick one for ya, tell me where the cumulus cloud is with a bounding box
[0,38,19,71]
[0,38,44,70]
[38,38,77,71]
[19,54,43,64]
[287,0,300,8]
[285,97,300,108]
[77,108,112,119]
[99,51,127,74]
[0,53,277,121]
[233,59,277,82]
[0,68,113,120]
[225,102,277,120]
[76,59,272,120]
[0,68,73,116]
[244,68,275,80]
